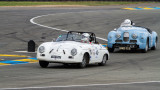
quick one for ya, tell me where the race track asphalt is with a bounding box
[0,4,160,90]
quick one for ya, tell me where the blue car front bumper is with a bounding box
[114,43,139,49]
[108,39,146,50]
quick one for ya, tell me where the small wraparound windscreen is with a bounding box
[56,34,84,42]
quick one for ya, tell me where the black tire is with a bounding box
[39,61,49,68]
[142,40,149,53]
[79,54,88,68]
[98,54,108,66]
[63,63,69,66]
[63,63,69,67]
[108,47,114,52]
[151,38,157,50]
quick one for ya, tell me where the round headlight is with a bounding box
[71,48,77,56]
[132,34,137,39]
[39,46,45,53]
[116,33,121,38]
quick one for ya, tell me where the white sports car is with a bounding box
[37,31,109,68]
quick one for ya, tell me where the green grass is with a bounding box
[0,1,153,6]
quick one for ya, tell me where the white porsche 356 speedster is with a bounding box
[37,31,109,68]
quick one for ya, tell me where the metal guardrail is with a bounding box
[0,0,159,1]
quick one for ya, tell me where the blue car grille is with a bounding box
[130,40,137,43]
[123,32,129,42]
[116,40,122,42]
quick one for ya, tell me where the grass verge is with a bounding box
[0,1,155,6]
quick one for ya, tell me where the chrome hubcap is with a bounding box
[103,55,106,64]
[155,42,157,48]
[146,43,148,51]
[82,59,86,66]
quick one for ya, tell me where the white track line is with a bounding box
[2,81,160,89]
[30,11,108,41]
[14,51,37,53]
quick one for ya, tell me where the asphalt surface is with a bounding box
[0,4,160,90]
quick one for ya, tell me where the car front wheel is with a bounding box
[142,40,148,53]
[79,54,88,68]
[151,39,157,50]
[39,61,49,68]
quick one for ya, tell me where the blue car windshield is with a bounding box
[56,34,83,42]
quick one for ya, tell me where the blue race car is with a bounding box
[107,19,158,53]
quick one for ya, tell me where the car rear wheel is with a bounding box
[98,54,108,66]
[79,54,88,68]
[108,47,114,52]
[142,40,149,53]
[39,61,49,68]
[151,38,157,50]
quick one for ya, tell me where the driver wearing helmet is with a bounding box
[81,33,90,43]
[121,19,134,27]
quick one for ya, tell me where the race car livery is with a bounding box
[37,31,109,68]
[107,19,158,53]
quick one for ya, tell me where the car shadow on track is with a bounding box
[111,49,155,53]
[43,63,106,69]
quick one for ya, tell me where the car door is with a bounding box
[88,33,103,63]
[91,43,103,63]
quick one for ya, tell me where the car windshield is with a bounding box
[56,34,83,42]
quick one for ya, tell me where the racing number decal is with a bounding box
[95,47,99,58]
[89,45,99,60]
[96,50,99,55]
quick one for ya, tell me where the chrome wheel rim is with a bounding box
[155,42,157,48]
[102,55,107,64]
[82,58,86,67]
[145,43,148,51]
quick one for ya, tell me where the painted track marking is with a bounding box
[2,81,160,90]
[0,63,11,65]
[0,57,38,66]
[123,7,160,10]
[0,54,29,57]
[30,11,108,42]
[0,54,36,66]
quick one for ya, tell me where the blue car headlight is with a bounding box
[132,34,138,39]
[115,33,121,39]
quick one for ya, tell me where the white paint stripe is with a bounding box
[30,11,108,41]
[2,81,160,89]
[14,51,37,53]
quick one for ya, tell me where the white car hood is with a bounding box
[51,41,83,49]
[40,41,85,53]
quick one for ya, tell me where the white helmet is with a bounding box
[83,33,90,38]
[81,33,90,43]
[121,19,134,26]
